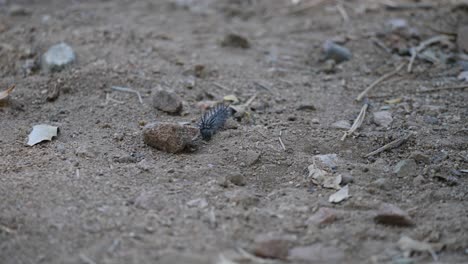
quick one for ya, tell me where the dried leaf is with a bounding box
[329,185,349,203]
[223,94,239,104]
[27,124,58,146]
[384,97,402,104]
[0,85,16,101]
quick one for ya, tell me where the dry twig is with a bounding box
[407,35,452,73]
[417,85,468,94]
[336,2,349,22]
[364,133,412,158]
[341,101,369,141]
[356,63,405,101]
[278,131,286,151]
[111,86,143,104]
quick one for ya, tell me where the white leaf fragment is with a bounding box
[27,124,58,146]
[329,185,349,203]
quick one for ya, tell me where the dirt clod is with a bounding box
[142,122,199,153]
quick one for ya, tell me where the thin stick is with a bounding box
[341,102,369,141]
[278,137,286,151]
[111,86,143,104]
[79,254,97,264]
[212,82,230,91]
[336,3,349,22]
[253,81,272,93]
[357,63,405,101]
[417,85,468,94]
[364,133,412,158]
[407,35,451,73]
[0,224,16,234]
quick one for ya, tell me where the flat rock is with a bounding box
[373,111,393,127]
[41,43,76,72]
[331,120,351,130]
[152,88,183,114]
[142,122,199,153]
[313,154,339,170]
[374,203,414,227]
[8,5,31,16]
[253,239,290,260]
[394,159,418,177]
[306,207,338,226]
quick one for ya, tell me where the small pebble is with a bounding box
[394,159,418,178]
[253,239,290,260]
[221,33,250,49]
[373,111,393,127]
[374,203,414,227]
[41,43,76,72]
[331,120,351,130]
[306,207,338,226]
[152,88,183,114]
[322,40,351,63]
[142,122,199,153]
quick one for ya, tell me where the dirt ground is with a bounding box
[1,0,467,263]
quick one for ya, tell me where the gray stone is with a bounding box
[313,154,339,170]
[322,40,351,63]
[394,159,418,177]
[254,239,290,260]
[409,151,430,164]
[8,5,31,16]
[374,203,414,227]
[373,111,393,127]
[331,120,351,130]
[305,207,338,226]
[241,150,261,166]
[142,122,199,153]
[227,174,246,186]
[41,43,76,72]
[152,88,183,114]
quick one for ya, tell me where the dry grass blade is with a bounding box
[0,84,16,100]
[364,133,412,158]
[341,102,369,141]
[356,63,405,101]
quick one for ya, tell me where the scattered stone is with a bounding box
[457,25,468,53]
[223,118,239,130]
[322,59,336,73]
[329,185,349,203]
[142,122,199,153]
[8,5,31,16]
[253,239,290,260]
[374,203,414,227]
[385,18,408,31]
[306,207,338,226]
[241,150,261,166]
[152,88,183,114]
[341,174,354,185]
[296,103,316,111]
[423,115,439,125]
[433,174,459,186]
[114,154,137,163]
[221,33,250,49]
[186,198,208,209]
[370,178,391,191]
[409,152,430,164]
[287,115,297,121]
[227,174,246,186]
[373,111,393,127]
[394,159,418,177]
[322,40,351,63]
[413,175,425,185]
[136,159,151,172]
[41,43,76,72]
[224,189,260,209]
[289,244,345,263]
[310,118,320,124]
[331,120,351,130]
[313,154,339,170]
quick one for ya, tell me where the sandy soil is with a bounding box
[1,0,467,263]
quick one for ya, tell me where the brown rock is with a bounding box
[306,207,338,226]
[253,239,290,260]
[152,88,183,114]
[374,203,414,227]
[221,33,250,49]
[142,122,199,153]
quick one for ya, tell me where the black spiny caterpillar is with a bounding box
[198,104,231,140]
